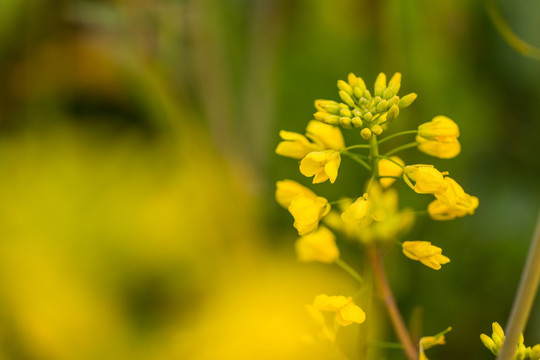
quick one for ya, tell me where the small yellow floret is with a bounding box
[300,150,341,184]
[402,241,450,270]
[403,165,447,194]
[275,180,316,208]
[295,226,339,263]
[378,156,404,188]
[289,195,330,236]
[418,116,460,143]
[312,294,366,327]
[416,135,461,159]
[341,194,371,225]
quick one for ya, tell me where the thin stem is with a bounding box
[367,246,418,360]
[369,135,380,179]
[342,144,371,151]
[384,142,419,157]
[329,199,351,206]
[368,340,404,350]
[497,211,540,360]
[378,130,418,145]
[335,258,364,284]
[342,151,372,172]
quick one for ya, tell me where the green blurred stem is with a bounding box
[377,130,418,145]
[368,340,404,349]
[368,246,418,360]
[343,144,371,151]
[342,151,371,172]
[335,258,364,284]
[369,135,380,179]
[497,212,540,360]
[483,0,540,60]
[384,142,418,157]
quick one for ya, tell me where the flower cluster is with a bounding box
[275,73,479,358]
[481,322,540,360]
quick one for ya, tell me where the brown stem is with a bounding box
[368,246,418,360]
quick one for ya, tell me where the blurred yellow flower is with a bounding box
[378,156,404,188]
[417,116,459,143]
[402,241,450,270]
[275,179,316,208]
[403,165,447,194]
[434,177,474,207]
[288,195,331,236]
[312,294,366,327]
[419,329,449,360]
[300,150,341,184]
[276,120,345,159]
[295,226,340,263]
[480,322,529,359]
[341,194,371,226]
[416,135,461,159]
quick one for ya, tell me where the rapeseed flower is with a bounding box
[416,135,461,159]
[289,195,330,236]
[403,165,447,194]
[300,150,341,184]
[419,328,450,360]
[312,294,366,326]
[276,120,344,159]
[428,177,479,220]
[402,241,450,270]
[295,226,340,263]
[417,116,459,143]
[378,156,404,188]
[275,179,316,208]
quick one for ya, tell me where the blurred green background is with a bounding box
[0,0,539,359]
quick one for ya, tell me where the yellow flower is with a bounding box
[275,180,316,208]
[300,150,341,184]
[275,130,320,159]
[275,121,345,159]
[341,193,371,226]
[417,116,460,143]
[419,328,451,360]
[427,177,479,220]
[378,156,404,188]
[403,165,447,194]
[295,226,340,263]
[402,241,450,270]
[480,322,528,358]
[289,195,330,236]
[416,135,461,159]
[312,294,366,327]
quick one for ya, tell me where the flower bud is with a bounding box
[361,128,372,140]
[371,124,383,135]
[376,99,388,113]
[418,116,460,143]
[399,93,417,109]
[388,72,402,94]
[386,105,399,122]
[347,73,358,87]
[374,72,387,96]
[339,91,356,107]
[351,117,363,127]
[340,117,352,128]
[337,80,353,95]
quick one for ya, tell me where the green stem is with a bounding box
[368,340,404,350]
[329,199,351,206]
[367,246,418,360]
[335,258,364,284]
[378,130,418,145]
[497,212,540,360]
[342,151,372,172]
[384,142,419,157]
[369,135,380,179]
[342,144,371,151]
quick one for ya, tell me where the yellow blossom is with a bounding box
[341,194,371,226]
[300,150,341,184]
[434,177,474,207]
[378,156,404,188]
[417,116,460,143]
[402,241,450,270]
[295,226,340,263]
[428,177,479,220]
[403,165,448,194]
[275,121,344,159]
[416,135,461,159]
[419,328,451,360]
[289,195,330,236]
[275,179,316,208]
[480,322,528,358]
[312,294,366,327]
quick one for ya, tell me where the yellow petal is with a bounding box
[336,302,366,326]
[378,156,404,188]
[275,180,316,208]
[295,226,340,263]
[306,120,345,151]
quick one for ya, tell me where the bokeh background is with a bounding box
[0,0,539,359]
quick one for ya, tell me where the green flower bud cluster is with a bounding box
[313,72,417,139]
